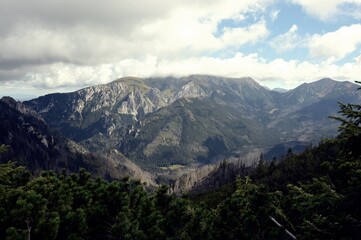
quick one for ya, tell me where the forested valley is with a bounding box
[1,90,361,240]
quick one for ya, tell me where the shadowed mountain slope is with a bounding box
[0,97,156,185]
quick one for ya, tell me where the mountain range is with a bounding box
[1,75,360,185]
[22,76,360,174]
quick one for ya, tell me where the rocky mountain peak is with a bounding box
[174,81,207,100]
[1,96,17,107]
[1,96,42,119]
[279,78,358,106]
[22,75,361,176]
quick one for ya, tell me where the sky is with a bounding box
[1,0,361,98]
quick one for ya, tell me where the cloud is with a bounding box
[269,24,304,52]
[9,52,358,93]
[290,0,361,20]
[270,9,280,22]
[270,23,361,61]
[0,0,273,84]
[220,21,268,46]
[308,24,361,61]
[0,0,360,96]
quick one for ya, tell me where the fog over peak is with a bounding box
[0,0,361,97]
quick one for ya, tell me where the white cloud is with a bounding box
[269,24,304,52]
[0,0,273,82]
[270,23,361,61]
[290,0,361,20]
[290,25,298,33]
[270,9,280,22]
[0,0,360,96]
[220,21,268,46]
[10,52,358,93]
[308,24,361,61]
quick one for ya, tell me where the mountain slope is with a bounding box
[23,75,361,173]
[268,78,360,143]
[121,97,279,171]
[0,96,85,171]
[0,97,156,185]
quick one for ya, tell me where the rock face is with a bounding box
[0,96,83,171]
[23,75,361,173]
[0,96,156,186]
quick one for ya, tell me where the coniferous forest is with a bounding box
[1,88,361,239]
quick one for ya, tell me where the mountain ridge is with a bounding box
[0,96,156,186]
[22,75,360,179]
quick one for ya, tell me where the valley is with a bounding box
[1,75,358,186]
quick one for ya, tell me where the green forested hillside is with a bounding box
[1,86,361,239]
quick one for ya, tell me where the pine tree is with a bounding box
[329,81,361,156]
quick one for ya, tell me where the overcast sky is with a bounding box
[1,0,361,98]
